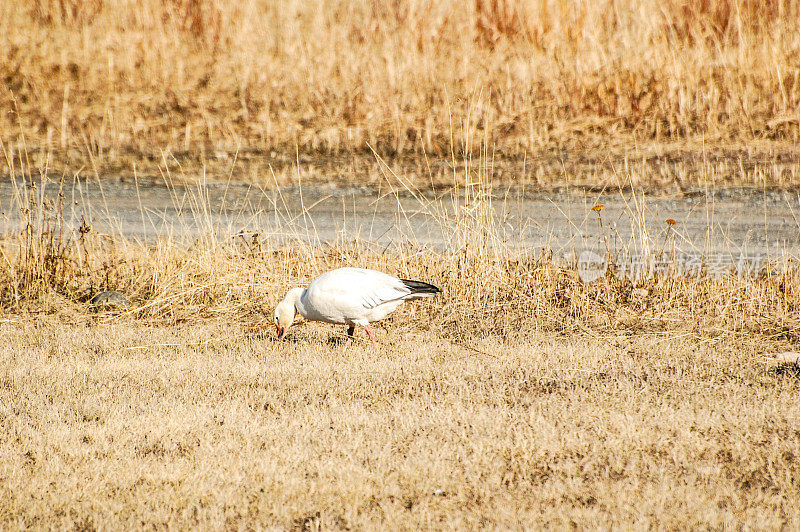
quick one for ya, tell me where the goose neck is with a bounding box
[288,287,307,318]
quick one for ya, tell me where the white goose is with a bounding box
[273,267,441,346]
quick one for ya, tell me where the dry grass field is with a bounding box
[0,165,799,527]
[2,0,800,187]
[2,320,800,529]
[2,0,800,528]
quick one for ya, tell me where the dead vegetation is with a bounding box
[1,320,799,528]
[2,3,800,526]
[0,156,798,351]
[2,0,800,185]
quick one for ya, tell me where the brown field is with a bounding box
[2,319,800,529]
[2,0,800,187]
[2,1,800,527]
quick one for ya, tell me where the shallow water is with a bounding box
[1,179,798,266]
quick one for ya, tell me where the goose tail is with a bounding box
[400,279,441,298]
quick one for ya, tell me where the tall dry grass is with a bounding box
[1,139,798,350]
[2,0,800,184]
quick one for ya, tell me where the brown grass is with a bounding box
[0,162,798,347]
[4,222,799,344]
[2,0,800,186]
[2,320,800,528]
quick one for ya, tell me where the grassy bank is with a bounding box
[2,1,800,186]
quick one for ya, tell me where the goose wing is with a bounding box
[306,268,413,313]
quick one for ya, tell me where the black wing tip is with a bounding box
[400,279,441,295]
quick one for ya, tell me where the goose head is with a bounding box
[274,288,303,339]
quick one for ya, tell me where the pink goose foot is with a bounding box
[363,324,378,349]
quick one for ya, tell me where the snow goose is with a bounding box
[274,267,440,346]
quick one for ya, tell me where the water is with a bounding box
[1,179,798,264]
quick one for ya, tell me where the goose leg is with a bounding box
[363,324,377,348]
[346,324,355,342]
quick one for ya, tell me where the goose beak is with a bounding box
[276,326,286,340]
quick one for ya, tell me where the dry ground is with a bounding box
[1,318,799,529]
